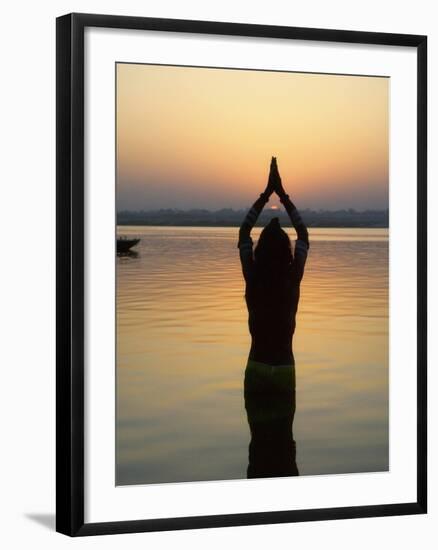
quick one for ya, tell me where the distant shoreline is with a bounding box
[117,222,388,228]
[117,208,389,229]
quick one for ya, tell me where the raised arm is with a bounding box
[238,159,275,280]
[272,158,309,281]
[238,191,270,246]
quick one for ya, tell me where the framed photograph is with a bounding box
[56,13,427,536]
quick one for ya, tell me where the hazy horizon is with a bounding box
[117,64,389,211]
[117,205,389,213]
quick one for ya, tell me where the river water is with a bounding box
[116,226,389,485]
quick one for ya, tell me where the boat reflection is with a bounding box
[117,249,139,259]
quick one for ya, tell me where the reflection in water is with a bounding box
[116,226,389,486]
[244,361,298,478]
[117,249,139,259]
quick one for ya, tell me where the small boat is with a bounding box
[117,237,140,253]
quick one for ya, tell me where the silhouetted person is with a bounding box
[239,157,309,478]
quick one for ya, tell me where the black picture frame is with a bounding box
[56,12,427,537]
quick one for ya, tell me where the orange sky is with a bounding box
[116,63,388,211]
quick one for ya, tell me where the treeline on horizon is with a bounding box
[117,208,389,228]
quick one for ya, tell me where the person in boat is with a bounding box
[238,157,309,478]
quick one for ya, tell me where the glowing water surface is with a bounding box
[116,226,388,485]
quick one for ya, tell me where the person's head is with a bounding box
[254,217,292,276]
